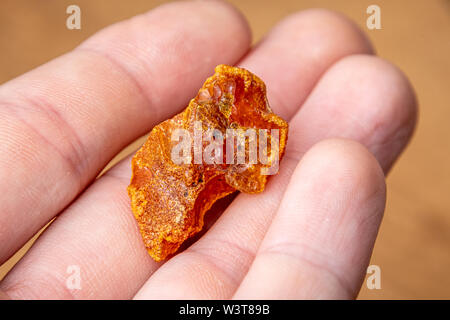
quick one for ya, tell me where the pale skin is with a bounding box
[0,1,417,299]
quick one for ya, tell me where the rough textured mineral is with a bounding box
[128,65,288,261]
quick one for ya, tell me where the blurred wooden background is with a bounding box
[0,0,449,299]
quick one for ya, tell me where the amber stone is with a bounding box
[128,65,288,261]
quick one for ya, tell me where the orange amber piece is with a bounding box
[128,65,288,261]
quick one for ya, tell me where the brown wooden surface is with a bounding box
[0,0,449,299]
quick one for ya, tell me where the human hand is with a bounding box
[0,1,416,299]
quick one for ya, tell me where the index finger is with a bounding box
[0,0,251,264]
